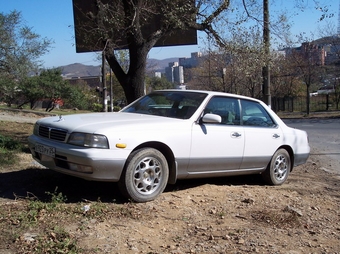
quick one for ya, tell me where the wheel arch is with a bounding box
[277,145,294,171]
[129,141,177,184]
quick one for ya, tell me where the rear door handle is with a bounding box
[273,133,280,138]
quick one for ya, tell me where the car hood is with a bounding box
[36,112,188,133]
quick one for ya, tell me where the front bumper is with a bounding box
[28,135,129,182]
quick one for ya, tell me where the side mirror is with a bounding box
[202,113,222,123]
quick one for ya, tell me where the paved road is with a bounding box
[284,118,340,174]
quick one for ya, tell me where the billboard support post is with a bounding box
[102,51,107,112]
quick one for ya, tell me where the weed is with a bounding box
[0,134,21,150]
[46,187,68,204]
[85,201,109,217]
[16,226,80,254]
[0,134,22,167]
[0,148,19,166]
[35,226,79,253]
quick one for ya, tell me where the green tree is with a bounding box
[39,69,66,99]
[18,69,68,111]
[0,10,52,106]
[0,76,18,107]
[148,76,174,91]
[63,80,99,110]
[18,76,45,109]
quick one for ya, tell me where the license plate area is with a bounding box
[35,144,56,158]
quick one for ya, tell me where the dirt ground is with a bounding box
[0,109,340,253]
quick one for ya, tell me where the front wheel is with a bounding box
[119,148,169,202]
[262,148,291,185]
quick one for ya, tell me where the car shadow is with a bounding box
[0,167,125,203]
[165,174,264,193]
[0,167,265,204]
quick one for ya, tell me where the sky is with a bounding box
[0,0,338,68]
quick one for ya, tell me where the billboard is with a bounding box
[72,0,197,53]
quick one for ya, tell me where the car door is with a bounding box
[187,96,245,175]
[239,99,283,170]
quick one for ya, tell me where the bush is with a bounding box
[0,148,17,166]
[0,135,21,167]
[92,103,103,112]
[0,134,21,150]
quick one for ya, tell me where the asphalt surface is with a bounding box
[284,118,340,174]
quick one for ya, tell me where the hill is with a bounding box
[147,57,179,72]
[60,57,180,78]
[60,63,101,78]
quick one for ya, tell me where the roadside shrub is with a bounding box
[113,106,121,112]
[0,134,21,167]
[92,103,103,112]
[0,134,21,150]
[0,148,17,166]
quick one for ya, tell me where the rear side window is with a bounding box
[240,100,276,127]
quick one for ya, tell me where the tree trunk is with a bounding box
[306,85,310,115]
[106,44,151,104]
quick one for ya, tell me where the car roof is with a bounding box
[155,89,263,104]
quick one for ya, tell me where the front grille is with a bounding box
[39,126,68,142]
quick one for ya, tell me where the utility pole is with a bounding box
[102,51,107,112]
[110,69,113,112]
[262,0,271,107]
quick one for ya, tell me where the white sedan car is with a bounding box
[28,90,310,202]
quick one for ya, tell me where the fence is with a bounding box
[271,94,338,113]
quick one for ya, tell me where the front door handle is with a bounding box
[231,132,242,138]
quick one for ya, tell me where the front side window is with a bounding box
[204,96,240,125]
[241,100,276,127]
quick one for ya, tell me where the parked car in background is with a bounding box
[317,84,335,95]
[28,90,310,202]
[309,91,318,97]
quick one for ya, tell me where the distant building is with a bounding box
[312,36,340,65]
[154,72,162,78]
[165,62,184,84]
[283,39,337,66]
[179,52,202,68]
[301,42,325,65]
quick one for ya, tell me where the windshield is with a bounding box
[121,91,207,119]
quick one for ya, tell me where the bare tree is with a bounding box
[270,52,302,98]
[74,0,230,103]
[289,42,324,114]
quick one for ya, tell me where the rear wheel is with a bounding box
[262,148,290,185]
[119,148,169,202]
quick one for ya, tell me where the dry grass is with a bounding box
[0,121,33,146]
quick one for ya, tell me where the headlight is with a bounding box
[68,133,109,149]
[33,123,39,135]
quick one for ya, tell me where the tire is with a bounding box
[118,148,169,202]
[262,148,290,185]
